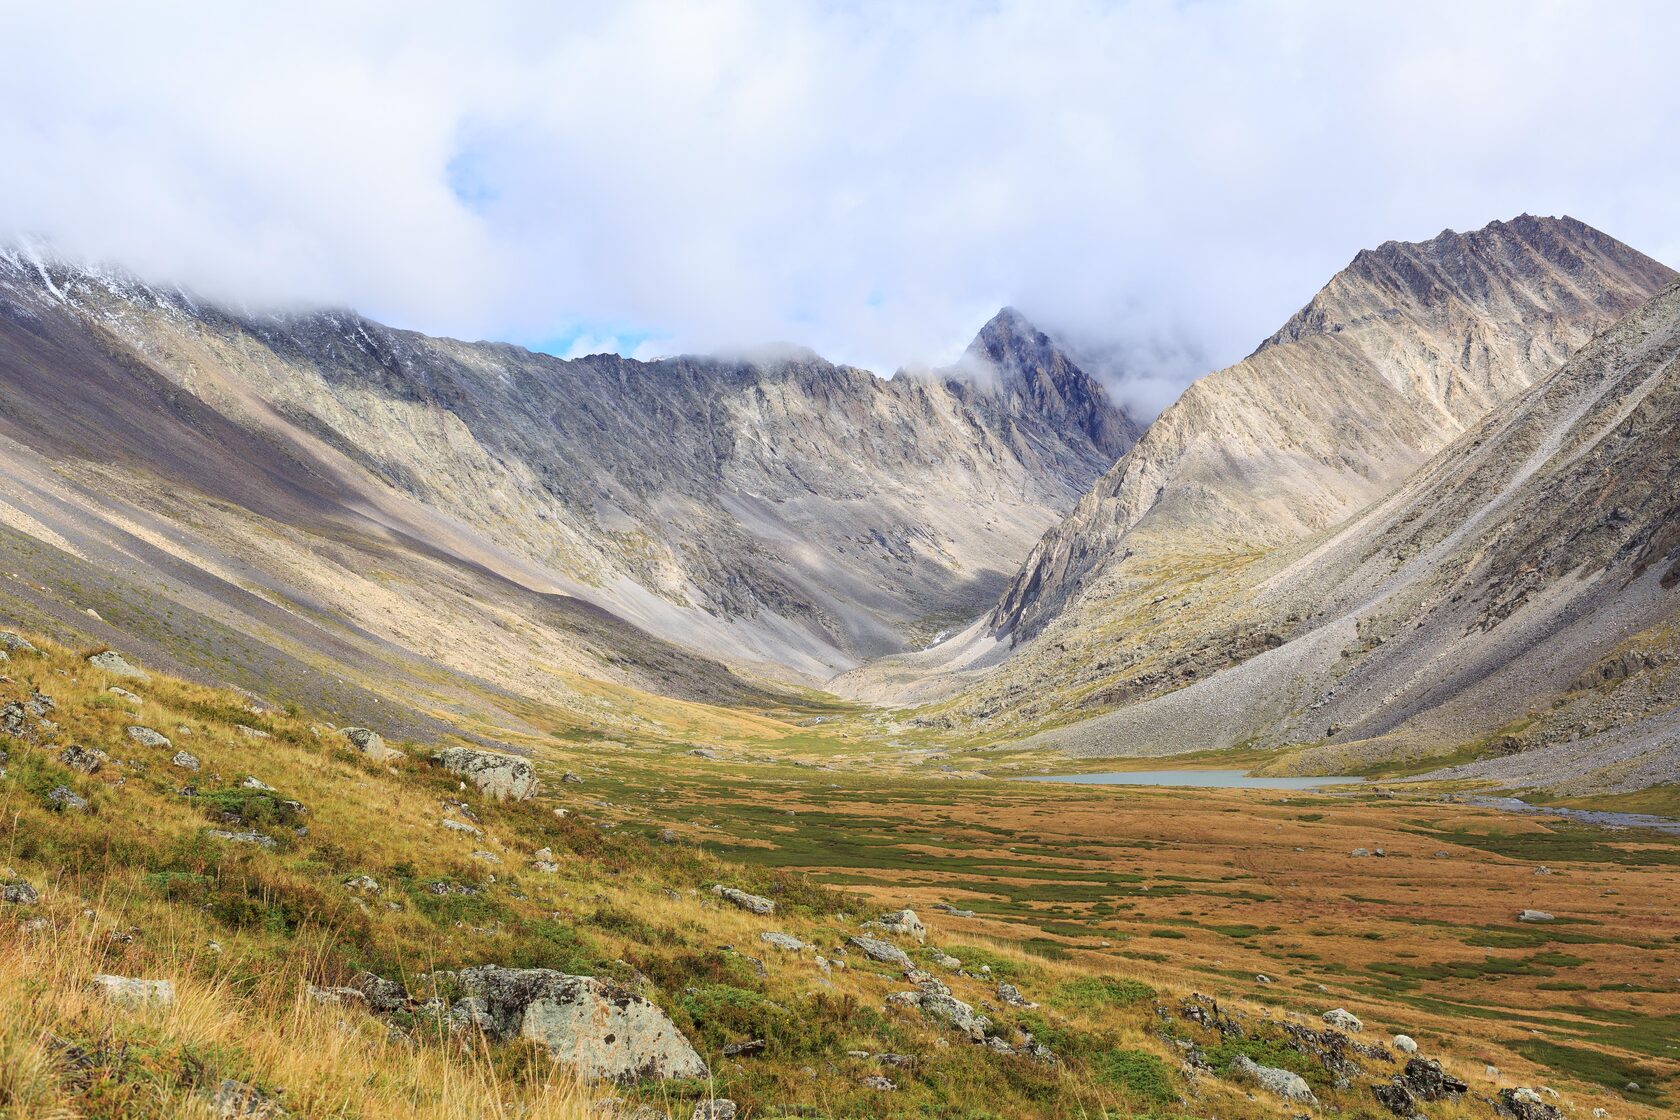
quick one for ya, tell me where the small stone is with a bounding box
[344,875,380,893]
[127,726,172,749]
[172,750,201,771]
[241,776,276,791]
[108,687,142,704]
[441,818,483,836]
[760,931,811,951]
[88,651,149,680]
[1322,1007,1363,1032]
[236,725,271,739]
[58,745,109,773]
[1,880,39,904]
[861,1075,897,1091]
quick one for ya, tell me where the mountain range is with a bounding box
[2,214,1677,797]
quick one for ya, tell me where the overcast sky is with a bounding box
[2,1,1675,415]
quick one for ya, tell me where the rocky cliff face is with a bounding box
[989,215,1675,644]
[0,245,1136,715]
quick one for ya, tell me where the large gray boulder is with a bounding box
[342,727,403,762]
[848,936,911,968]
[711,885,775,915]
[448,967,706,1081]
[1231,1055,1318,1104]
[431,747,538,801]
[88,651,149,680]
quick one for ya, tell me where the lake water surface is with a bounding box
[1021,768,1363,790]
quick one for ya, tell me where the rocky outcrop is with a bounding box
[445,966,707,1082]
[430,747,538,802]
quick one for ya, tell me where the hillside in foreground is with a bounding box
[1,629,1676,1117]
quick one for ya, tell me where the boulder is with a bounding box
[1230,1055,1318,1104]
[1322,1007,1363,1032]
[848,936,912,968]
[47,785,89,812]
[1517,909,1554,922]
[1398,1056,1466,1100]
[0,632,37,653]
[1496,1087,1564,1120]
[88,651,149,680]
[172,750,202,771]
[92,974,175,1007]
[431,746,539,801]
[342,727,403,762]
[1393,1034,1418,1054]
[1,880,39,904]
[127,726,172,749]
[58,745,109,773]
[892,984,990,1041]
[448,966,707,1081]
[875,908,926,941]
[996,982,1037,1009]
[1372,1082,1418,1117]
[759,931,810,952]
[711,884,775,915]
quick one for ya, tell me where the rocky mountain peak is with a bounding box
[961,307,1140,460]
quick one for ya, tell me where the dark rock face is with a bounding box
[1398,1057,1467,1101]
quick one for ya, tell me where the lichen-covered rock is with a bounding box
[874,908,926,941]
[47,785,89,812]
[1398,1056,1467,1100]
[0,632,36,653]
[1372,1082,1418,1117]
[1,880,39,904]
[848,936,911,968]
[759,931,810,952]
[351,971,410,1014]
[209,1077,287,1118]
[1496,1087,1564,1120]
[172,750,202,771]
[108,687,142,704]
[88,651,149,680]
[127,726,172,749]
[208,829,277,849]
[1231,1055,1318,1104]
[58,745,109,773]
[691,1101,737,1120]
[93,974,174,1007]
[342,727,403,762]
[431,746,538,801]
[448,966,707,1081]
[711,884,775,915]
[1322,1007,1363,1032]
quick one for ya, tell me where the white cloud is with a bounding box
[2,0,1675,417]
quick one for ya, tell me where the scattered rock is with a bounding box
[861,1075,897,1091]
[874,908,926,941]
[759,931,811,952]
[108,687,142,704]
[448,966,708,1081]
[47,785,89,812]
[236,725,271,739]
[92,974,174,1007]
[1230,1055,1318,1104]
[308,984,368,1007]
[711,884,775,915]
[241,776,276,791]
[88,651,149,680]
[1517,910,1555,922]
[172,750,201,771]
[208,829,278,849]
[996,982,1037,1009]
[1398,1057,1467,1100]
[932,902,975,918]
[561,771,583,784]
[848,936,912,968]
[342,727,403,762]
[351,971,410,1014]
[441,819,483,836]
[930,951,962,969]
[688,748,722,760]
[344,875,381,893]
[1,880,39,904]
[58,745,109,773]
[209,1077,287,1118]
[431,746,539,801]
[1496,1087,1564,1120]
[126,726,171,749]
[1322,1007,1363,1032]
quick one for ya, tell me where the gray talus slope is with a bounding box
[991,215,1674,644]
[1033,278,1680,794]
[0,249,1134,697]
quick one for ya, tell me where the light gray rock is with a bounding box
[1231,1055,1318,1104]
[47,785,89,812]
[1394,1034,1418,1054]
[127,726,172,748]
[432,746,539,801]
[441,819,483,836]
[848,936,912,968]
[92,974,175,1007]
[342,727,403,762]
[1323,1007,1363,1032]
[208,829,277,849]
[1518,909,1555,922]
[236,725,271,739]
[108,687,142,704]
[691,1101,736,1120]
[711,884,775,915]
[88,651,149,680]
[172,750,201,771]
[209,1077,287,1118]
[874,908,926,941]
[759,931,811,952]
[996,982,1037,1008]
[0,632,36,653]
[450,966,707,1081]
[344,875,380,893]
[241,776,276,791]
